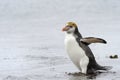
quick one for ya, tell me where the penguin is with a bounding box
[62,22,111,74]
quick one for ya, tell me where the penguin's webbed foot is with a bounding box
[65,72,86,76]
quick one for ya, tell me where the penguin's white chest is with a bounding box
[64,34,89,71]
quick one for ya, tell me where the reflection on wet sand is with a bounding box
[67,71,116,80]
[67,72,96,80]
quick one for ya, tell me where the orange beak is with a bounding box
[62,26,70,31]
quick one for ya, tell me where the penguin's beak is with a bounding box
[62,26,70,31]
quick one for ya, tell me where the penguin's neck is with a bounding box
[65,32,76,39]
[65,31,82,39]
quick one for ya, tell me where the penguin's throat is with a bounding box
[67,31,74,34]
[66,32,78,39]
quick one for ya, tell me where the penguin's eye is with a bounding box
[69,26,73,28]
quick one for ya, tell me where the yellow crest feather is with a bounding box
[66,22,77,27]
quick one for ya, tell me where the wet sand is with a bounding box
[0,0,120,80]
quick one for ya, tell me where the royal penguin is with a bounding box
[62,22,111,74]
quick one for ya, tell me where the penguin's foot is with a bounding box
[65,72,97,79]
[86,71,103,79]
[65,72,86,76]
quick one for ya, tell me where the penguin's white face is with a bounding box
[62,22,77,33]
[62,26,75,33]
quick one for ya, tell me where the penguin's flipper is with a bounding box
[80,37,107,45]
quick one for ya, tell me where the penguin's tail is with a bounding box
[87,63,112,74]
[94,64,112,71]
[102,66,112,70]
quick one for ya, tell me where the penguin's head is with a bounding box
[62,22,77,33]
